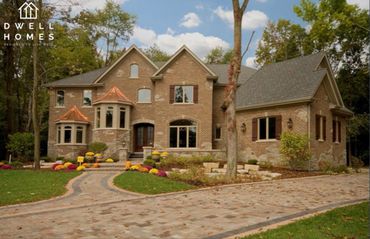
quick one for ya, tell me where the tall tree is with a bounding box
[143,44,171,62]
[73,0,136,65]
[205,47,233,64]
[255,19,309,66]
[224,0,250,178]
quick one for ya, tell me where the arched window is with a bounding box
[169,120,196,148]
[130,64,139,78]
[137,89,151,103]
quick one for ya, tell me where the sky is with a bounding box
[53,0,369,68]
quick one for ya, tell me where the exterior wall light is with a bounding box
[241,122,246,133]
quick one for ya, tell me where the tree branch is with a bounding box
[242,31,255,59]
[241,0,250,13]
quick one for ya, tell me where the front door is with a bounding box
[134,123,154,152]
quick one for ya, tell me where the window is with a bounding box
[64,126,72,143]
[56,90,64,107]
[315,115,326,141]
[57,124,86,144]
[137,89,151,103]
[252,116,281,141]
[174,86,193,103]
[130,64,139,78]
[106,106,113,128]
[120,107,126,129]
[96,107,101,128]
[57,126,61,143]
[83,90,92,106]
[169,120,196,148]
[215,126,222,140]
[332,119,341,143]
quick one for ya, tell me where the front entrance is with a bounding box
[133,123,154,152]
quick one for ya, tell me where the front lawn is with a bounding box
[244,201,369,239]
[114,171,195,194]
[0,170,80,206]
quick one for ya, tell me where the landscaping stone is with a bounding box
[203,162,220,173]
[212,168,227,173]
[244,164,260,171]
[222,164,244,170]
[237,169,249,174]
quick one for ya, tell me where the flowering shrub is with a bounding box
[55,165,65,171]
[52,163,62,170]
[156,170,167,177]
[138,167,149,173]
[77,156,85,163]
[124,161,132,170]
[105,158,114,163]
[64,162,73,168]
[1,164,12,170]
[92,163,100,168]
[85,152,95,157]
[130,165,140,171]
[67,164,77,170]
[82,163,89,168]
[76,165,85,171]
[142,165,153,171]
[149,168,159,174]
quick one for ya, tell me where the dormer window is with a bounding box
[130,64,139,78]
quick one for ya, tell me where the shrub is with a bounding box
[78,149,88,157]
[146,155,152,160]
[88,142,108,153]
[40,156,54,162]
[9,161,23,169]
[247,159,258,165]
[160,155,214,169]
[259,161,273,169]
[351,156,364,172]
[280,132,311,170]
[143,159,156,168]
[6,132,34,162]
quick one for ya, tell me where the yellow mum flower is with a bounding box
[149,168,159,174]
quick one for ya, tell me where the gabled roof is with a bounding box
[152,45,217,78]
[93,45,158,84]
[56,105,89,123]
[236,52,346,110]
[93,86,133,105]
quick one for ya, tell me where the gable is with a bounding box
[93,45,158,84]
[153,46,216,78]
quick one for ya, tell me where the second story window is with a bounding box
[56,90,64,107]
[83,90,92,106]
[130,64,139,78]
[137,89,151,103]
[175,86,193,103]
[315,115,326,141]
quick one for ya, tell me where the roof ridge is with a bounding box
[57,105,89,122]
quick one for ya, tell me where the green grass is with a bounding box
[114,171,195,194]
[244,202,369,239]
[0,170,81,206]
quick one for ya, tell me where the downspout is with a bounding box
[307,103,311,171]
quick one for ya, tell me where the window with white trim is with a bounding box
[57,124,86,144]
[56,90,64,107]
[137,89,151,103]
[174,86,193,103]
[130,64,139,78]
[83,90,92,106]
[169,120,196,148]
[258,117,276,140]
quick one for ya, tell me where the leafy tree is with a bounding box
[280,132,311,170]
[144,44,171,62]
[6,132,34,162]
[205,47,233,64]
[73,0,136,65]
[255,19,309,66]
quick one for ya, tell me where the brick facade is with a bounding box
[47,46,349,167]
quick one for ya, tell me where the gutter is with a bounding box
[236,98,314,112]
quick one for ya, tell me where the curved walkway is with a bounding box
[0,172,368,239]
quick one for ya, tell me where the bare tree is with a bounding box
[225,0,249,178]
[32,0,42,169]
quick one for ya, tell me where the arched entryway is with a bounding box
[133,123,154,152]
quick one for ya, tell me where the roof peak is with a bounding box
[93,86,133,105]
[57,105,89,123]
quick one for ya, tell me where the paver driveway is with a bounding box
[0,172,368,239]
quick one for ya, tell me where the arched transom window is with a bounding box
[169,120,197,148]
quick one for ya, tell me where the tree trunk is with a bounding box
[32,0,42,169]
[225,0,249,178]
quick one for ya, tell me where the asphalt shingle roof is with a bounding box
[236,52,327,109]
[43,67,108,87]
[207,64,257,85]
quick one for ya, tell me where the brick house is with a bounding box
[45,45,352,168]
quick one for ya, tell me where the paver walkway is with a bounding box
[0,172,368,239]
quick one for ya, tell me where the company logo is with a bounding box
[19,1,39,20]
